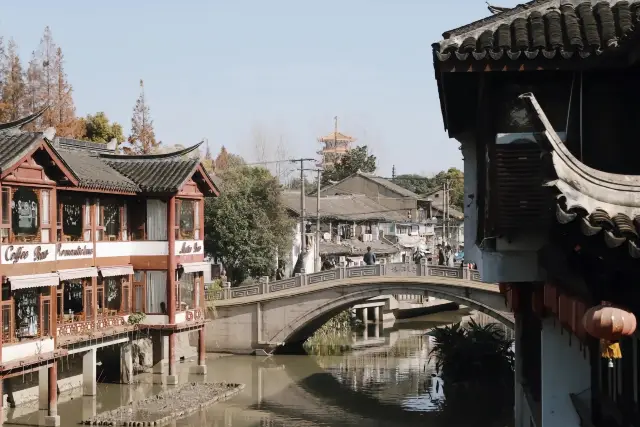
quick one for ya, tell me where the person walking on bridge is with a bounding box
[363,246,377,265]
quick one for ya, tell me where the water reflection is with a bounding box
[3,309,512,427]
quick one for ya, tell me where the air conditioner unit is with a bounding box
[323,232,330,240]
[363,233,373,242]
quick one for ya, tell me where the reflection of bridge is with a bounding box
[205,262,513,354]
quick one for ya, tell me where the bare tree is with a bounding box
[249,124,292,183]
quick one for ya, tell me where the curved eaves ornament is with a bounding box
[519,92,640,220]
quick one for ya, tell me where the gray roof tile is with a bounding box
[281,192,407,222]
[57,149,139,192]
[100,143,203,193]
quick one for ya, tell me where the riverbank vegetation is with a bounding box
[428,319,514,426]
[303,311,362,356]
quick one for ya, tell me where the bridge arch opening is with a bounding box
[272,285,512,354]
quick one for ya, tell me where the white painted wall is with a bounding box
[2,338,54,363]
[96,241,169,258]
[144,315,169,325]
[175,312,186,324]
[289,224,317,274]
[541,317,590,427]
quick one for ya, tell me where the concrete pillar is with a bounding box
[83,349,97,396]
[82,396,96,422]
[39,367,49,409]
[373,306,380,322]
[190,329,207,375]
[167,333,178,385]
[121,344,133,384]
[45,365,60,426]
[362,307,368,325]
[374,322,380,338]
[541,317,590,427]
[152,333,165,384]
[514,315,524,427]
[363,323,369,340]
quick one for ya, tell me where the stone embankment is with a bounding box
[82,382,244,426]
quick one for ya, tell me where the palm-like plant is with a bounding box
[427,319,515,425]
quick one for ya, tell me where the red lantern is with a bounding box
[582,304,637,342]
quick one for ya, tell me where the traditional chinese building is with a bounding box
[316,117,356,169]
[433,1,640,426]
[0,111,218,425]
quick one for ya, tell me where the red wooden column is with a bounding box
[46,364,59,425]
[167,196,177,384]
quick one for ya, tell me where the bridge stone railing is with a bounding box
[205,259,482,302]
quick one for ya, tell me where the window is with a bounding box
[145,271,167,314]
[176,273,196,311]
[95,198,128,241]
[180,200,194,238]
[0,186,53,244]
[175,199,202,240]
[12,187,39,241]
[104,204,120,239]
[1,188,9,243]
[59,195,84,241]
[133,270,145,312]
[146,200,167,240]
[105,277,122,312]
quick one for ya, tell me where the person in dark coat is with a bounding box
[363,247,376,265]
[437,244,445,266]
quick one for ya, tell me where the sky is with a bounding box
[1,0,518,179]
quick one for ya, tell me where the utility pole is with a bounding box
[291,158,316,261]
[316,169,322,272]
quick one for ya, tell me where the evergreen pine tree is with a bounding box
[124,79,160,154]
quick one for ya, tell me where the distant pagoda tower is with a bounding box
[317,116,356,169]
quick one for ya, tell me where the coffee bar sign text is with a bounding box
[2,244,56,264]
[1,242,96,264]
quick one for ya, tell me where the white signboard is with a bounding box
[175,240,204,256]
[56,242,94,260]
[2,244,56,265]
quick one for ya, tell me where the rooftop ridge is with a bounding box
[99,141,203,160]
[0,107,49,133]
[54,137,116,154]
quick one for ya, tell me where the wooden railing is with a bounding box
[205,261,482,302]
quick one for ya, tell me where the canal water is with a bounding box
[4,309,514,427]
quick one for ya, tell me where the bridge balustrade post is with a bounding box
[259,276,269,294]
[339,262,346,280]
[379,258,386,276]
[462,265,469,280]
[419,258,427,276]
[222,282,231,299]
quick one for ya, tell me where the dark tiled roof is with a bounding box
[362,174,422,198]
[556,203,640,258]
[100,143,203,193]
[281,192,408,222]
[57,149,139,192]
[433,0,640,62]
[320,239,399,256]
[319,172,422,199]
[0,131,43,171]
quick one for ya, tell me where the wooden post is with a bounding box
[167,197,176,324]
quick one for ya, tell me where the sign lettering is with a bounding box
[56,243,94,259]
[176,240,204,256]
[3,244,54,264]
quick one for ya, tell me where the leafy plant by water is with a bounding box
[428,319,515,426]
[304,311,361,356]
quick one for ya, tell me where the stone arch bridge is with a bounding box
[204,262,512,354]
